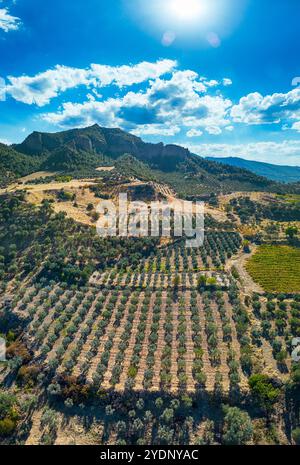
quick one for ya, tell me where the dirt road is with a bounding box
[226,246,264,294]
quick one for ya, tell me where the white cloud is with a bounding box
[223,78,233,86]
[186,128,203,137]
[200,77,233,88]
[231,88,300,129]
[4,55,300,143]
[186,140,300,166]
[43,69,233,137]
[0,7,21,32]
[3,55,300,168]
[132,124,181,137]
[3,59,234,137]
[43,98,120,127]
[204,79,219,88]
[6,66,90,106]
[5,60,177,106]
[205,125,222,135]
[10,58,300,142]
[90,60,176,88]
[292,121,300,132]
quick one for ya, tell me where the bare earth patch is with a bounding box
[96,166,115,172]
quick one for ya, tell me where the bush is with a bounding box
[222,406,253,445]
[6,341,31,364]
[0,418,16,436]
[17,365,40,385]
[249,374,281,410]
[292,427,300,445]
[0,391,17,420]
[128,366,138,378]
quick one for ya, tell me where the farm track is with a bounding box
[226,247,264,295]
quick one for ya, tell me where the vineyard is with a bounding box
[246,245,300,293]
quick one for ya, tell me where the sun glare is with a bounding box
[168,0,209,22]
[128,0,250,46]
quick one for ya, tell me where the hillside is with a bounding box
[207,156,300,183]
[0,143,42,187]
[115,153,281,198]
[11,124,289,196]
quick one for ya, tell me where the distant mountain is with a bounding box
[207,156,300,183]
[11,124,293,196]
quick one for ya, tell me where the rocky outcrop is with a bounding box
[15,124,190,171]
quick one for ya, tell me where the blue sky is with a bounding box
[1,0,300,165]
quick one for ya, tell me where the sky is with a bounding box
[0,0,300,166]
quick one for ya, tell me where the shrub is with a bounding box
[222,406,253,445]
[249,374,281,410]
[292,427,300,445]
[17,365,40,385]
[0,418,16,436]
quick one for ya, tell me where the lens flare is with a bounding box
[126,0,250,46]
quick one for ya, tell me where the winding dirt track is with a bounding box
[225,246,264,295]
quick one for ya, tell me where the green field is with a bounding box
[246,245,300,293]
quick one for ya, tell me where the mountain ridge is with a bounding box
[14,124,190,166]
[207,156,300,183]
[5,124,298,196]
